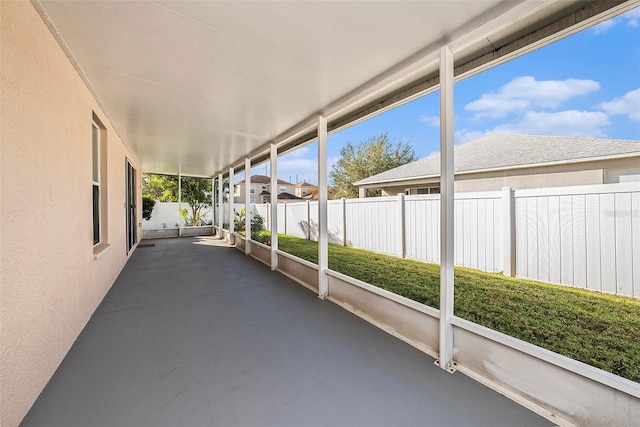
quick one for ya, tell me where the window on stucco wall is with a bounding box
[92,121,101,245]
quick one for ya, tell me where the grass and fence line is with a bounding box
[233,183,640,299]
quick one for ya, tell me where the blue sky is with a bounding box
[248,8,639,185]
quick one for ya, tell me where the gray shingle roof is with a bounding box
[355,134,640,186]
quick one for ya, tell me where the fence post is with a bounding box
[398,193,406,258]
[283,202,287,235]
[306,199,311,240]
[341,197,347,246]
[502,187,516,277]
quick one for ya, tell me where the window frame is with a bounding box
[92,121,101,246]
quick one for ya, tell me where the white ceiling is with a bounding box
[34,0,633,177]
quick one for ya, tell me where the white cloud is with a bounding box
[591,19,617,35]
[455,110,611,143]
[591,8,640,33]
[623,7,640,28]
[598,88,640,122]
[465,76,600,119]
[492,110,611,137]
[420,115,440,126]
[282,145,311,158]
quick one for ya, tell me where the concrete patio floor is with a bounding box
[22,236,552,426]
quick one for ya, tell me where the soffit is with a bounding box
[34,1,631,177]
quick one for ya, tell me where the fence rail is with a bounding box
[215,182,638,298]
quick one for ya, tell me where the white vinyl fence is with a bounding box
[214,203,245,227]
[219,182,639,298]
[513,183,639,297]
[142,202,212,229]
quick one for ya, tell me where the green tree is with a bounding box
[330,133,415,198]
[142,174,178,202]
[180,177,212,226]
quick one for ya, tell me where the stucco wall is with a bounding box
[0,3,141,426]
[379,157,639,196]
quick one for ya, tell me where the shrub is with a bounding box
[235,208,266,235]
[142,195,156,221]
[253,230,271,245]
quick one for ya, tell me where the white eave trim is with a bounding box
[355,151,640,188]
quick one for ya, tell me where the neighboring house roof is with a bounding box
[257,190,302,200]
[295,181,317,188]
[355,134,640,186]
[238,175,294,185]
[278,192,302,200]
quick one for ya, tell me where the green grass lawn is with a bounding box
[275,234,640,383]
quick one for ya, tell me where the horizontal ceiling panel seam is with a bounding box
[149,0,325,80]
[94,65,222,101]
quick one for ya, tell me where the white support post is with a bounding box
[439,45,455,373]
[245,158,252,255]
[218,173,223,235]
[502,187,515,277]
[306,199,311,240]
[270,144,278,270]
[211,177,215,235]
[178,173,182,238]
[341,197,347,246]
[398,193,406,258]
[318,115,329,299]
[229,166,234,244]
[359,188,365,198]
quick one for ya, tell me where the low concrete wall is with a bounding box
[234,234,246,252]
[249,241,271,266]
[452,318,640,427]
[327,270,439,358]
[276,251,319,292]
[216,228,232,243]
[181,226,214,237]
[143,226,213,239]
[143,228,179,239]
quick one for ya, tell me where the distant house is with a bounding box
[234,175,297,203]
[355,134,640,196]
[295,181,318,199]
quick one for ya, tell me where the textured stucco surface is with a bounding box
[0,2,141,426]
